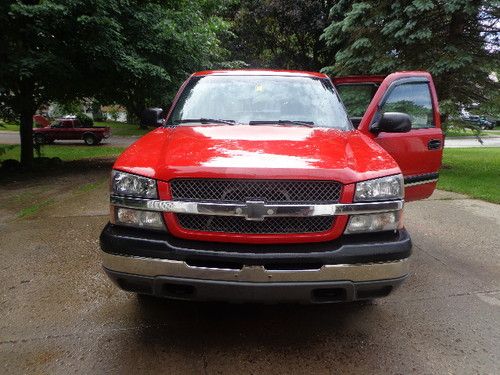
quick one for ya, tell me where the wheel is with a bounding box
[83,134,96,145]
[34,134,46,145]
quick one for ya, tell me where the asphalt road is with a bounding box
[2,129,500,148]
[0,166,499,374]
[0,130,139,147]
[445,136,500,148]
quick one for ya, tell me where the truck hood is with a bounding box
[114,125,400,184]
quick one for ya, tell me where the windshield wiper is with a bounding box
[248,120,315,127]
[174,118,238,126]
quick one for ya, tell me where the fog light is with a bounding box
[115,207,165,230]
[344,211,401,234]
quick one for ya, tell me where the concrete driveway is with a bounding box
[0,163,499,374]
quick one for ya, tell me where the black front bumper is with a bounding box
[100,224,411,303]
[100,223,412,268]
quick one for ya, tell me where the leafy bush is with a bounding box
[77,114,94,128]
[0,144,16,157]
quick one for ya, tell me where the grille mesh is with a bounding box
[170,179,342,203]
[177,214,335,234]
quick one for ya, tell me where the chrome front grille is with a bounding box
[170,179,342,235]
[170,179,342,203]
[176,214,335,234]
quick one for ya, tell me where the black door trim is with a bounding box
[404,172,439,187]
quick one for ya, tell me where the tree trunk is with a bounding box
[17,80,37,169]
[19,109,35,169]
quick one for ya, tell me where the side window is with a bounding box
[336,84,377,118]
[380,83,434,129]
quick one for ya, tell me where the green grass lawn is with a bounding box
[438,147,500,204]
[0,122,21,131]
[0,144,126,161]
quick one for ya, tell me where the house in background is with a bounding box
[39,101,128,123]
[100,105,127,122]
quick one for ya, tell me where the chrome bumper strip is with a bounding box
[110,195,403,220]
[102,252,409,283]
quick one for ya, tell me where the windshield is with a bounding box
[167,75,352,130]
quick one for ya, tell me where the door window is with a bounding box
[380,83,434,129]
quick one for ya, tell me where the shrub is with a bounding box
[77,114,94,127]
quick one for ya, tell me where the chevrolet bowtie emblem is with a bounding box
[242,201,270,221]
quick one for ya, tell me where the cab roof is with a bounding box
[193,69,328,79]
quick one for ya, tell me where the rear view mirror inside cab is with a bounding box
[370,112,412,134]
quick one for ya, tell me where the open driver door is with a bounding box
[333,72,444,201]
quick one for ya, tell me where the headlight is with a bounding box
[344,211,402,234]
[111,170,157,198]
[110,171,164,230]
[355,174,403,202]
[113,207,165,230]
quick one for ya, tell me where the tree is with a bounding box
[0,0,231,167]
[225,0,337,70]
[0,1,83,168]
[321,0,499,111]
[92,0,232,125]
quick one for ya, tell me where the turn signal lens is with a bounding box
[115,207,165,230]
[344,211,401,234]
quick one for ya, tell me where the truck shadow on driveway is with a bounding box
[136,296,376,345]
[102,296,389,372]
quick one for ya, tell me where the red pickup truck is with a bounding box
[100,69,443,303]
[33,117,111,145]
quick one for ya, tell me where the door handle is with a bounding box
[428,139,441,150]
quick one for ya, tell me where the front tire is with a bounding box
[83,134,96,146]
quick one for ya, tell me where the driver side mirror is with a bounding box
[140,107,164,127]
[370,112,412,134]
